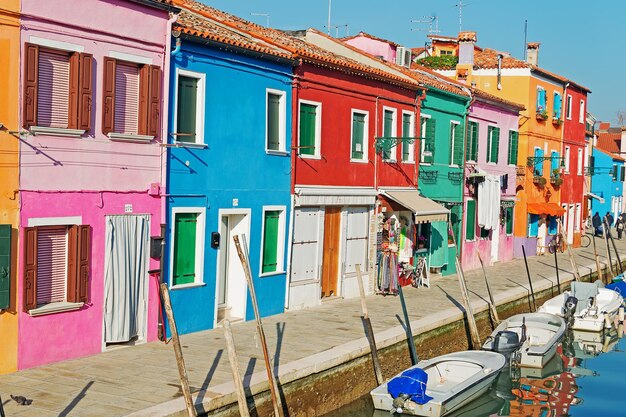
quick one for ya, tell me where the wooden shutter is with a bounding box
[505,207,514,235]
[67,225,78,302]
[299,103,317,156]
[138,64,150,135]
[551,151,559,172]
[613,165,618,181]
[68,52,80,129]
[76,225,90,303]
[24,43,39,128]
[78,53,93,131]
[402,113,412,161]
[490,127,500,163]
[621,166,625,182]
[23,227,38,311]
[351,112,365,159]
[535,148,544,176]
[382,110,393,160]
[116,62,140,135]
[508,131,518,165]
[423,118,436,164]
[102,57,116,134]
[38,49,70,128]
[173,213,198,286]
[554,93,562,119]
[0,225,11,310]
[465,200,476,241]
[267,93,281,151]
[148,65,161,137]
[452,122,464,166]
[262,211,280,273]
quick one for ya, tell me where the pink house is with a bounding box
[18,0,177,369]
[342,31,413,67]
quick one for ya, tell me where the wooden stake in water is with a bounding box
[222,319,251,417]
[477,252,500,326]
[592,234,605,284]
[233,235,284,417]
[160,283,197,417]
[603,219,615,279]
[608,228,624,275]
[521,246,537,312]
[559,219,580,282]
[355,264,384,384]
[553,245,561,294]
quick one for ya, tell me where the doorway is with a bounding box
[103,215,150,347]
[216,211,250,324]
[321,206,341,298]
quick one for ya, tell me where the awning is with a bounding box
[527,202,566,216]
[383,191,449,223]
[586,192,605,204]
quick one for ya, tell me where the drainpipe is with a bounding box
[560,82,569,234]
[170,37,181,56]
[459,87,475,262]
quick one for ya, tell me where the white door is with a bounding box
[567,204,575,244]
[290,207,321,284]
[538,216,547,254]
[217,213,249,322]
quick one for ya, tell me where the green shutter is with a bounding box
[422,117,436,164]
[402,113,412,161]
[505,207,514,235]
[173,212,198,286]
[466,121,478,162]
[262,211,280,273]
[488,127,500,163]
[176,76,198,143]
[621,166,625,182]
[299,103,317,156]
[613,165,618,181]
[267,93,281,151]
[508,130,518,165]
[351,112,365,160]
[383,109,394,160]
[465,200,476,241]
[451,205,462,246]
[452,122,464,166]
[0,225,11,310]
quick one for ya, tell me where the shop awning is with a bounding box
[586,192,605,204]
[527,202,566,216]
[383,191,449,223]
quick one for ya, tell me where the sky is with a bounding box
[203,0,623,124]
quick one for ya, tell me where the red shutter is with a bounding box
[68,52,80,129]
[102,57,116,134]
[148,65,161,137]
[23,43,39,128]
[23,227,38,311]
[66,225,78,302]
[138,64,150,135]
[37,50,70,128]
[78,53,93,131]
[77,225,91,303]
[115,62,140,135]
[36,226,67,305]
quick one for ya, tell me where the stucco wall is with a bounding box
[343,36,395,63]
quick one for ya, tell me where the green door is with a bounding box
[176,76,198,143]
[0,224,10,310]
[173,213,198,286]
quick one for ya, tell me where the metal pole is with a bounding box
[0,394,5,417]
[355,264,384,384]
[553,244,561,294]
[398,284,419,366]
[521,246,537,312]
[608,227,624,275]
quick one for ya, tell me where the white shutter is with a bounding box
[344,207,369,273]
[37,226,68,305]
[404,50,412,68]
[38,50,70,128]
[114,62,140,135]
[396,46,406,66]
[291,208,320,282]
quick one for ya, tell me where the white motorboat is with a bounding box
[482,312,566,368]
[538,281,623,332]
[370,351,506,416]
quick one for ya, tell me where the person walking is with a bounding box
[605,211,614,239]
[592,212,602,236]
[617,217,624,240]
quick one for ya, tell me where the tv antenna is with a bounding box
[330,24,349,38]
[411,15,439,35]
[453,1,471,32]
[251,12,270,27]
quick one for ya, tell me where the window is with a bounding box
[550,151,560,173]
[171,208,205,287]
[382,108,397,161]
[528,214,539,237]
[612,164,618,182]
[260,207,286,275]
[534,148,544,176]
[102,57,161,139]
[351,110,368,162]
[23,43,92,133]
[450,121,464,166]
[487,126,500,164]
[440,50,453,56]
[564,146,570,173]
[0,225,10,310]
[466,121,478,162]
[536,87,546,113]
[505,207,514,235]
[298,100,321,158]
[465,199,476,241]
[577,149,583,175]
[621,166,626,182]
[420,116,435,164]
[507,130,519,165]
[266,89,286,152]
[579,100,585,123]
[566,94,572,120]
[401,111,415,162]
[479,227,490,239]
[23,224,91,313]
[175,69,205,145]
[553,92,562,119]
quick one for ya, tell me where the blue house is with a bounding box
[590,147,624,224]
[164,4,295,334]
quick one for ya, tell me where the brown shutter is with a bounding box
[102,57,116,134]
[66,225,78,302]
[77,225,91,303]
[148,65,161,137]
[23,227,38,311]
[138,64,151,135]
[68,52,80,129]
[78,53,93,131]
[23,43,39,128]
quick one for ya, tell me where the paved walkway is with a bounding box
[1,238,625,417]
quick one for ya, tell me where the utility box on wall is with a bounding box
[150,236,163,259]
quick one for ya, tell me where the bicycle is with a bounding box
[580,233,591,248]
[547,233,566,254]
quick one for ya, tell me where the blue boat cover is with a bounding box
[606,280,626,296]
[387,367,434,405]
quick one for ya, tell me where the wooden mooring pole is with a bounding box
[477,252,499,326]
[355,264,384,384]
[608,229,624,275]
[521,246,537,312]
[559,219,580,281]
[592,234,605,284]
[233,235,284,417]
[222,319,251,417]
[160,283,197,417]
[553,245,561,294]
[603,220,615,279]
[0,394,6,417]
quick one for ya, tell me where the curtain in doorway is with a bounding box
[429,221,449,268]
[104,215,149,343]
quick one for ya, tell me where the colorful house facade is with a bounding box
[164,0,294,333]
[591,130,625,221]
[0,0,20,375]
[17,0,175,369]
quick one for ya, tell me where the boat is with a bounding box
[482,312,566,368]
[370,351,506,416]
[538,281,623,332]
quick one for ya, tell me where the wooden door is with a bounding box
[321,207,341,298]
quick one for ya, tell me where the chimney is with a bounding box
[457,31,477,65]
[599,122,611,132]
[526,42,540,66]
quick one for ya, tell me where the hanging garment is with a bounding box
[478,174,502,230]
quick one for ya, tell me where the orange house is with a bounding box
[0,0,20,374]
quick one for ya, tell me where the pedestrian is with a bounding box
[606,211,614,227]
[592,212,602,236]
[617,217,624,240]
[605,212,614,238]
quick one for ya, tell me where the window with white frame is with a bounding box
[401,111,415,162]
[350,110,368,162]
[579,99,585,123]
[420,115,435,164]
[170,208,205,287]
[298,100,321,158]
[260,207,286,275]
[382,107,397,161]
[566,94,572,120]
[577,148,583,175]
[564,146,570,173]
[175,69,205,145]
[486,125,500,164]
[266,89,286,152]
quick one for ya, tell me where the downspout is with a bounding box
[459,87,475,263]
[415,88,426,187]
[374,95,380,191]
[560,82,569,234]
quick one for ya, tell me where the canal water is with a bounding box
[324,327,626,416]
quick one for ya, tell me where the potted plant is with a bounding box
[536,108,548,121]
[533,176,547,187]
[417,235,427,249]
[552,117,563,126]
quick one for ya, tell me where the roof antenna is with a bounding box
[523,20,528,60]
[453,1,471,32]
[327,0,332,35]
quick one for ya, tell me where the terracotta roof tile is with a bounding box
[471,88,525,112]
[596,132,622,155]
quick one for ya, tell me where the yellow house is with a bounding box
[0,0,20,374]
